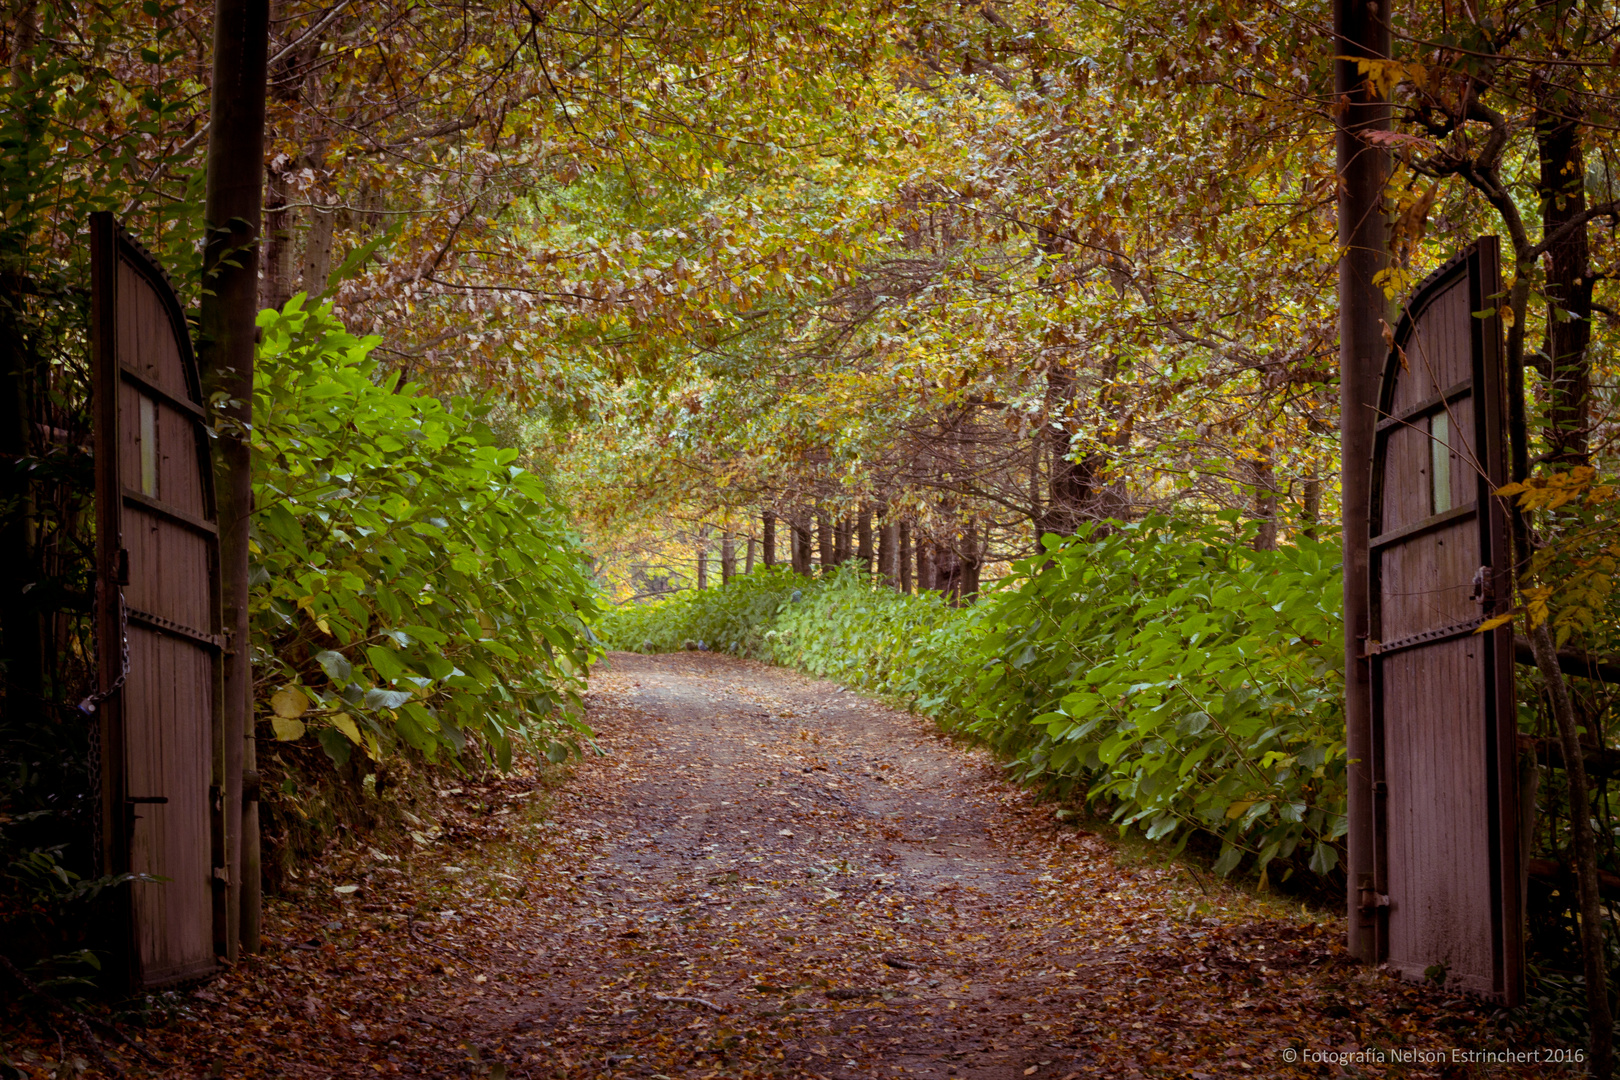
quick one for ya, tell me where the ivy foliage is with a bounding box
[250,299,600,770]
[602,519,1345,881]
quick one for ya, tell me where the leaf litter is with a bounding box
[3,652,1557,1078]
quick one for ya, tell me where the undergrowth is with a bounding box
[600,516,1347,887]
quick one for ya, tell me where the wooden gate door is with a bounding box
[90,213,225,987]
[1368,237,1519,1002]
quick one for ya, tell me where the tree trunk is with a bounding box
[301,191,334,297]
[1250,453,1279,551]
[792,515,812,577]
[1037,363,1086,539]
[1334,0,1389,967]
[762,510,776,567]
[878,521,898,587]
[898,521,912,593]
[917,535,935,593]
[695,527,709,589]
[959,522,983,602]
[816,511,833,574]
[197,0,270,961]
[1536,91,1592,467]
[834,516,851,565]
[720,532,736,584]
[857,506,873,571]
[1302,474,1322,541]
[745,536,755,574]
[259,159,295,311]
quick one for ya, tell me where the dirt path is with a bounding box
[63,651,1548,1079]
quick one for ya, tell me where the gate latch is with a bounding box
[1470,565,1493,603]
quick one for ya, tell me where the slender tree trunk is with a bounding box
[9,0,37,82]
[1536,93,1592,467]
[745,536,755,574]
[1251,453,1279,551]
[834,516,851,565]
[695,527,709,589]
[259,160,295,311]
[197,0,270,960]
[898,521,912,593]
[917,535,935,593]
[816,511,833,574]
[792,514,812,577]
[960,522,983,602]
[1038,363,1085,538]
[1302,474,1322,541]
[301,185,334,297]
[762,510,776,567]
[878,520,897,587]
[1335,0,1389,967]
[720,532,736,584]
[857,505,873,572]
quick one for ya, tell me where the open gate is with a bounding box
[1368,237,1520,1002]
[89,213,225,987]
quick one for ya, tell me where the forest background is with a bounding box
[4,0,1620,1043]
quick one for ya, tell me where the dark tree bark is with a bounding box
[1334,0,1389,967]
[917,534,935,593]
[695,527,709,589]
[816,511,833,573]
[857,506,873,571]
[1036,362,1087,540]
[792,514,812,577]
[744,536,755,574]
[1250,453,1279,551]
[1302,474,1322,541]
[898,520,912,593]
[301,194,334,297]
[196,0,270,960]
[877,520,898,587]
[720,532,736,584]
[1536,92,1592,467]
[762,510,776,567]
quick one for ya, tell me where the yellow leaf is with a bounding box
[270,716,306,741]
[331,713,363,745]
[1226,800,1255,820]
[1476,613,1515,633]
[270,688,309,718]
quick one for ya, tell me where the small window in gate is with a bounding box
[139,395,159,497]
[1429,412,1450,514]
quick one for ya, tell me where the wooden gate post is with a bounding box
[1335,0,1390,966]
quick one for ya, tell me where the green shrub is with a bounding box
[594,518,1345,881]
[250,298,599,772]
[597,567,803,659]
[960,517,1345,880]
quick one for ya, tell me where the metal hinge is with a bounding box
[1358,875,1391,913]
[212,866,231,885]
